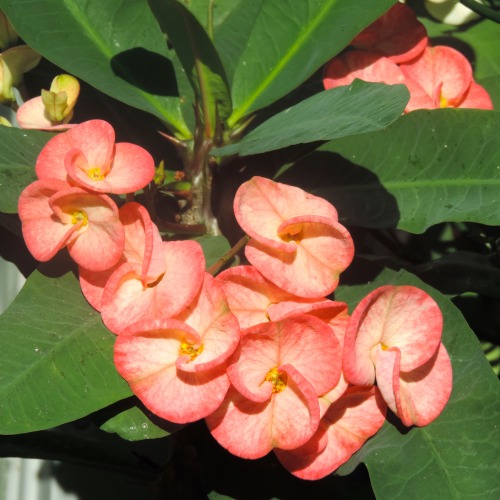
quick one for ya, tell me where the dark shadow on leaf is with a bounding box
[111,48,179,97]
[278,150,400,229]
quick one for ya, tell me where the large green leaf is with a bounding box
[335,268,500,499]
[286,109,500,233]
[226,0,396,127]
[214,81,409,156]
[0,0,192,138]
[148,0,232,138]
[0,127,53,213]
[0,270,132,434]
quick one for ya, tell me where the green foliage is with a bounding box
[214,81,409,156]
[0,127,53,213]
[0,0,192,137]
[0,270,131,434]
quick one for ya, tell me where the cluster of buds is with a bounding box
[323,2,493,111]
[18,135,454,479]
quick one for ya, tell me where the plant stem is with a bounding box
[206,234,250,275]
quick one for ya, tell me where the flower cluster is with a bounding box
[323,2,493,112]
[18,126,453,480]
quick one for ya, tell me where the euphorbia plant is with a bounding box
[0,1,499,498]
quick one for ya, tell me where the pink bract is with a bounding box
[206,314,341,458]
[275,386,387,480]
[35,119,155,194]
[234,176,354,298]
[400,45,492,110]
[79,202,165,310]
[18,178,124,271]
[114,274,240,424]
[16,96,76,131]
[351,3,428,64]
[101,239,205,334]
[343,285,452,426]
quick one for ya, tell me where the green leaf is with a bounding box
[0,127,53,213]
[290,109,500,233]
[226,0,396,127]
[0,0,192,138]
[335,268,500,499]
[196,234,231,268]
[214,81,409,156]
[148,0,232,138]
[100,405,178,441]
[0,270,132,434]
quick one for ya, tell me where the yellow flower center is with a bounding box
[279,223,303,243]
[439,94,449,108]
[265,367,288,393]
[71,210,88,226]
[87,167,106,181]
[180,342,203,361]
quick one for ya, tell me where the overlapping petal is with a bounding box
[101,240,205,334]
[36,119,155,194]
[275,387,387,479]
[18,179,124,271]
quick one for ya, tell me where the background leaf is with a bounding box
[214,81,409,156]
[100,405,178,441]
[0,270,131,434]
[148,0,232,138]
[335,268,500,499]
[0,0,192,138]
[226,0,396,127]
[283,109,500,233]
[0,127,53,213]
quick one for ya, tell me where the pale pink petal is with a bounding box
[18,179,82,262]
[351,3,428,64]
[101,240,205,334]
[275,386,387,480]
[457,81,494,110]
[174,274,240,372]
[373,345,400,414]
[101,142,155,194]
[234,176,338,251]
[397,342,453,427]
[228,315,341,400]
[400,46,473,107]
[206,369,320,459]
[49,189,124,271]
[114,318,230,423]
[78,263,120,311]
[245,218,354,298]
[36,119,113,182]
[216,265,294,329]
[118,202,166,284]
[323,51,408,89]
[343,286,443,386]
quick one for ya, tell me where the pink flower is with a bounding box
[79,201,164,310]
[18,178,124,271]
[17,74,80,130]
[233,176,354,298]
[206,314,342,458]
[36,119,155,194]
[351,3,428,64]
[101,238,205,335]
[275,386,387,480]
[400,46,493,110]
[114,274,240,424]
[343,286,453,427]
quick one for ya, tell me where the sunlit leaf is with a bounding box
[0,270,131,434]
